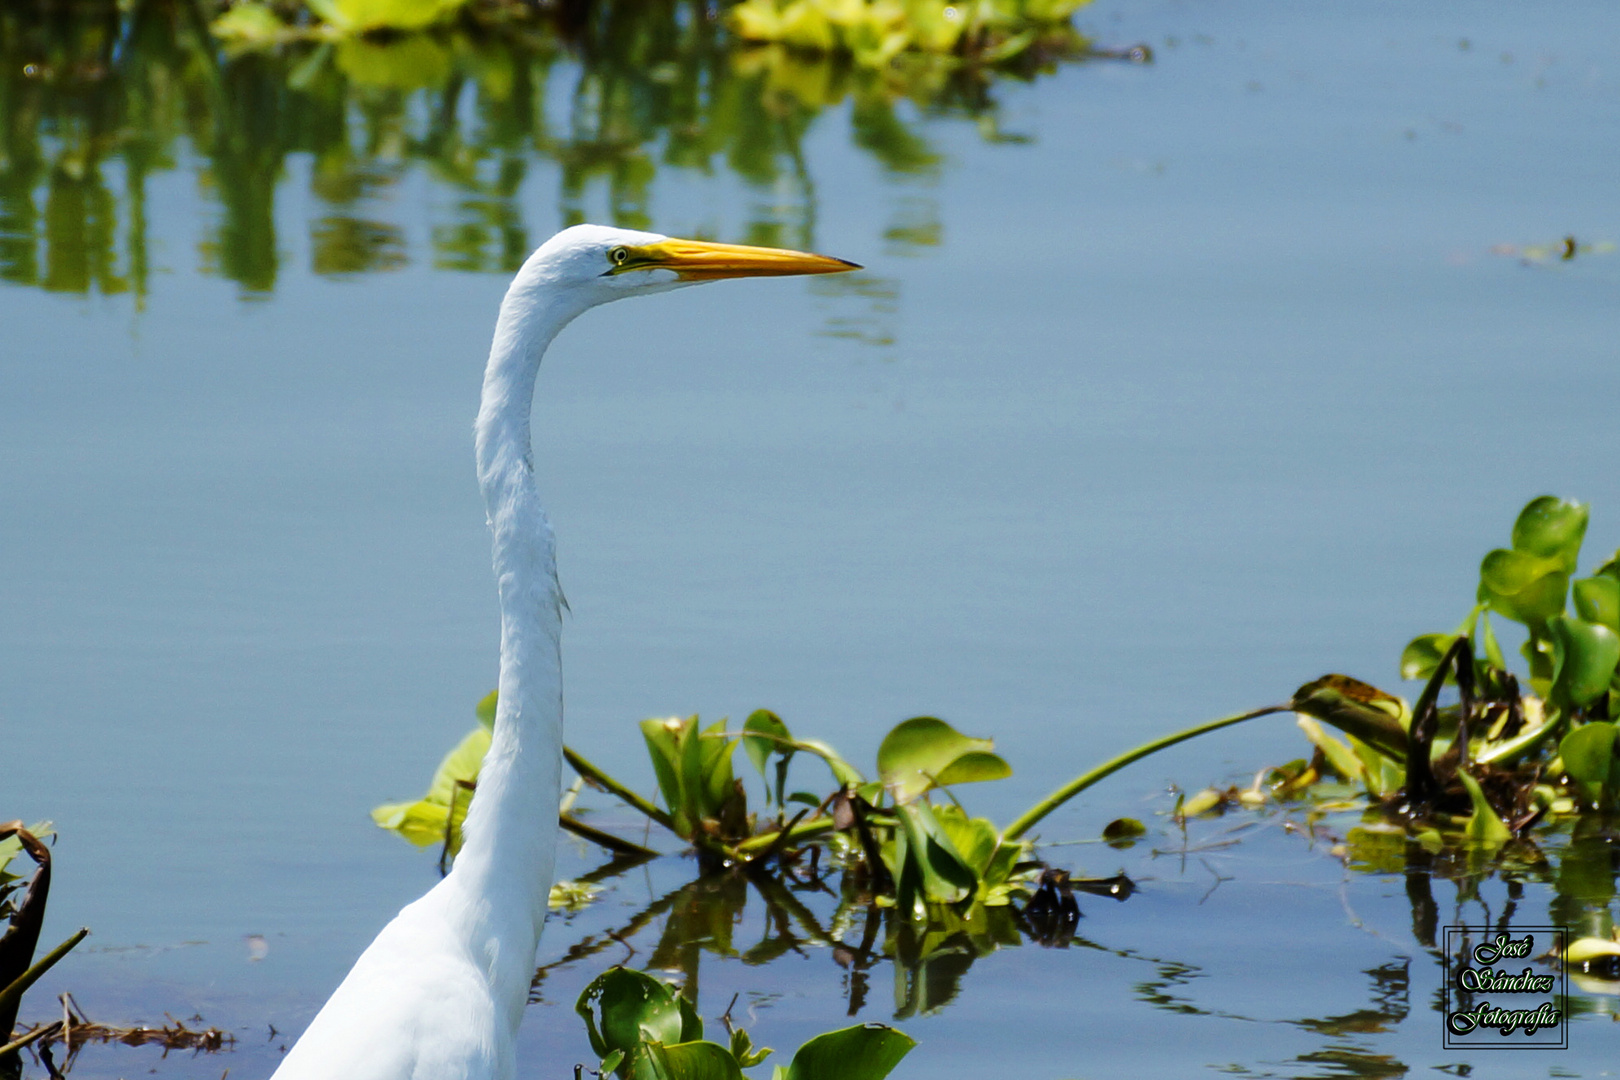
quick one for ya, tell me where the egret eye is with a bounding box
[609,246,630,267]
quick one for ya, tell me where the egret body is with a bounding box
[268,225,856,1080]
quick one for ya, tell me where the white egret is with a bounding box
[270,225,857,1080]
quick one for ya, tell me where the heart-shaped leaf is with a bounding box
[742,709,793,777]
[777,1023,916,1080]
[646,1040,745,1080]
[1549,615,1620,707]
[1511,495,1588,569]
[1400,633,1455,681]
[1574,576,1620,633]
[878,717,1007,802]
[1559,722,1618,786]
[575,968,692,1066]
[1479,548,1568,624]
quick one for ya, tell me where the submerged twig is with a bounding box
[7,994,233,1068]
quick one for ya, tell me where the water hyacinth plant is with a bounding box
[574,966,913,1080]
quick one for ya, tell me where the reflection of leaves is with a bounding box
[852,96,940,177]
[2,0,1108,301]
[1292,962,1410,1037]
[312,216,407,275]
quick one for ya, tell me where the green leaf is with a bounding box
[1479,548,1569,624]
[322,0,470,33]
[792,738,866,787]
[641,717,689,832]
[1549,615,1620,707]
[575,968,689,1063]
[476,688,498,730]
[742,709,793,776]
[1400,633,1454,681]
[371,727,486,851]
[1574,575,1620,633]
[1101,817,1147,845]
[929,803,999,877]
[931,750,1013,788]
[1480,612,1508,671]
[646,1041,745,1080]
[1295,717,1366,784]
[1567,937,1620,965]
[1457,771,1511,846]
[730,1027,773,1068]
[1558,722,1618,786]
[371,799,450,847]
[425,727,490,806]
[877,716,1005,802]
[779,1024,916,1080]
[1289,676,1408,762]
[894,801,979,904]
[697,717,738,817]
[1511,495,1589,569]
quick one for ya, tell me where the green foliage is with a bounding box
[1268,496,1620,850]
[372,722,488,852]
[876,716,1012,803]
[1457,771,1511,846]
[303,0,472,33]
[641,715,744,841]
[1559,722,1620,807]
[728,0,1093,67]
[574,968,913,1080]
[770,1023,915,1080]
[6,0,1101,303]
[0,822,51,911]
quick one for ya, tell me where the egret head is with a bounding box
[512,224,860,314]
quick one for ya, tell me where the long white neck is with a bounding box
[449,272,590,1024]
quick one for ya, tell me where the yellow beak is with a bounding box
[618,238,861,280]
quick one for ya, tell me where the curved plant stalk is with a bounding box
[563,746,676,832]
[0,927,89,1019]
[563,746,747,865]
[1002,704,1288,841]
[735,817,835,857]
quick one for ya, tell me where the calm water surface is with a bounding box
[3,0,1618,1075]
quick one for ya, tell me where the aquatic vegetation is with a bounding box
[1281,498,1620,834]
[727,0,1094,68]
[575,966,912,1080]
[0,822,88,1068]
[0,0,1136,300]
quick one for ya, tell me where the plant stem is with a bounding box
[736,818,834,856]
[563,746,675,832]
[0,928,89,1017]
[1001,704,1288,841]
[558,813,659,858]
[562,746,746,864]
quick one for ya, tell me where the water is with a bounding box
[2,0,1619,1075]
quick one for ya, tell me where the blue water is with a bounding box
[3,0,1619,1075]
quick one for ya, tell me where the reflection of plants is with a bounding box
[575,966,912,1080]
[530,851,1091,1019]
[1,0,1132,298]
[729,0,1093,68]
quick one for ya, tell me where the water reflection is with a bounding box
[0,0,1127,300]
[530,854,1075,1021]
[525,813,1620,1076]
